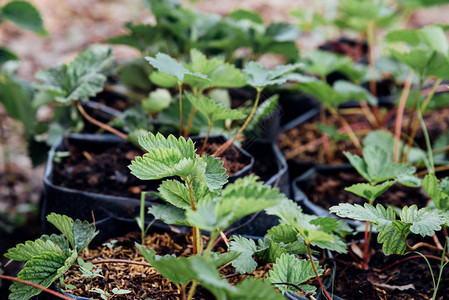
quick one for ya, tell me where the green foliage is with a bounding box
[228,236,269,274]
[266,199,347,253]
[34,45,114,104]
[302,50,366,82]
[243,62,301,89]
[4,213,98,299]
[137,244,282,299]
[185,93,246,122]
[344,144,417,184]
[142,88,172,113]
[317,124,349,142]
[386,25,449,79]
[363,130,427,164]
[187,175,285,231]
[295,79,376,109]
[245,94,279,135]
[146,52,207,83]
[267,253,321,294]
[336,0,397,32]
[330,203,445,254]
[422,174,449,210]
[0,1,47,35]
[345,181,395,203]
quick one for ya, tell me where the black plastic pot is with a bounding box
[225,140,290,238]
[292,165,362,229]
[41,133,254,233]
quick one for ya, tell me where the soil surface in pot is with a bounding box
[301,170,430,210]
[59,230,273,299]
[279,111,367,165]
[280,106,449,166]
[53,138,249,198]
[333,237,449,299]
[318,38,368,62]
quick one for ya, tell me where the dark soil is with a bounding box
[60,230,272,299]
[318,38,368,62]
[299,170,430,210]
[280,106,449,166]
[279,111,368,165]
[52,138,250,198]
[333,237,449,299]
[91,90,134,112]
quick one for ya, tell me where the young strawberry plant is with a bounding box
[3,213,98,300]
[385,25,449,164]
[129,132,286,298]
[33,45,126,141]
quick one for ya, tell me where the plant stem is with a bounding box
[402,76,423,162]
[203,231,219,258]
[306,243,332,300]
[76,102,128,140]
[320,107,333,164]
[178,82,184,137]
[187,179,202,255]
[362,221,370,270]
[417,165,449,177]
[0,275,73,300]
[403,78,442,163]
[187,280,198,300]
[200,120,213,156]
[394,70,414,163]
[140,192,146,244]
[408,242,446,253]
[184,89,201,138]
[91,259,151,267]
[328,107,362,152]
[213,88,263,157]
[378,254,445,273]
[366,21,382,127]
[184,107,196,138]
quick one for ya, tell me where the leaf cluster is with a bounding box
[330,203,445,255]
[4,213,98,299]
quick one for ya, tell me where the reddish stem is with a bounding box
[0,275,73,300]
[306,244,333,300]
[362,221,370,270]
[393,71,414,163]
[379,255,446,273]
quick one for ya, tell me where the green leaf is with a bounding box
[46,213,75,250]
[107,22,158,53]
[1,1,47,35]
[243,62,301,89]
[184,49,246,90]
[5,236,67,262]
[316,124,349,142]
[73,219,98,252]
[400,205,442,237]
[201,154,228,191]
[245,94,279,134]
[267,253,321,294]
[228,236,268,274]
[0,75,36,136]
[229,278,285,300]
[267,199,347,253]
[185,93,246,122]
[149,70,179,87]
[303,50,364,80]
[329,203,396,224]
[117,58,152,91]
[344,181,395,203]
[35,45,113,103]
[228,9,264,24]
[9,250,77,300]
[310,217,339,233]
[422,174,449,210]
[146,52,207,83]
[0,46,18,63]
[158,180,192,209]
[137,132,195,158]
[344,144,416,184]
[377,221,408,255]
[147,203,187,225]
[266,224,298,244]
